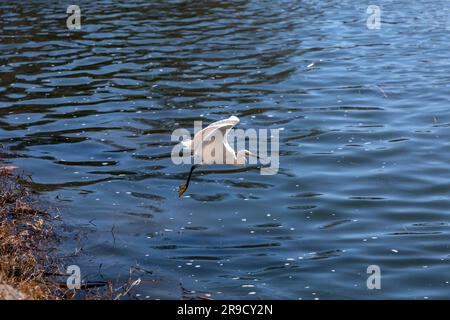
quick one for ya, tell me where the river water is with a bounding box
[1,0,450,299]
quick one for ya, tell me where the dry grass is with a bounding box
[0,168,65,299]
[0,167,143,300]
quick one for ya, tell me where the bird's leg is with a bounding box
[178,164,199,197]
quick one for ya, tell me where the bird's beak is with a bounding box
[248,152,269,164]
[248,152,262,161]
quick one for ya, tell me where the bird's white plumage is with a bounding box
[178,115,256,196]
[182,116,245,165]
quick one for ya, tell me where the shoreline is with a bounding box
[0,167,141,300]
[0,167,64,299]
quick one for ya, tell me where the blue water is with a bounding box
[1,0,450,299]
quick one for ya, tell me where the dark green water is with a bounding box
[1,0,450,299]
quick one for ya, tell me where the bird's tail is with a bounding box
[181,139,192,149]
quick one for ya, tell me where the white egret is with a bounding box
[178,115,258,196]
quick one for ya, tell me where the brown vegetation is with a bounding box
[0,166,143,300]
[0,167,64,299]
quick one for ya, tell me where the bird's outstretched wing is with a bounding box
[178,116,239,154]
[193,116,240,164]
[192,116,239,149]
[201,116,239,140]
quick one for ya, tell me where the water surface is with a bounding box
[1,0,450,299]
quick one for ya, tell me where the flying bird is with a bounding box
[178,116,258,197]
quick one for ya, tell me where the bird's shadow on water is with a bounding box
[175,165,293,180]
